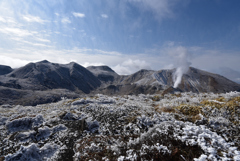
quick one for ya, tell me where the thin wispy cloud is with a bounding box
[23,15,46,24]
[0,16,6,22]
[94,49,121,56]
[20,40,51,47]
[0,0,239,82]
[0,55,30,68]
[101,14,108,18]
[113,59,151,75]
[1,44,240,76]
[0,27,33,37]
[35,37,51,43]
[0,16,17,25]
[72,12,85,18]
[61,17,71,24]
[128,0,188,21]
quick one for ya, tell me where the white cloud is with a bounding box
[0,27,33,37]
[167,46,192,68]
[82,62,105,67]
[162,44,240,75]
[23,15,46,24]
[21,40,51,47]
[61,17,71,24]
[10,37,22,41]
[0,55,30,68]
[0,47,152,75]
[35,37,51,43]
[113,59,151,75]
[101,14,108,18]
[191,51,240,72]
[0,16,6,23]
[128,0,188,21]
[7,36,51,47]
[72,12,85,18]
[1,43,240,80]
[94,49,122,56]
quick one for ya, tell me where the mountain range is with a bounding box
[0,60,240,105]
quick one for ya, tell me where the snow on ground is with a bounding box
[0,92,240,160]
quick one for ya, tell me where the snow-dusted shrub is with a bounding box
[87,120,99,133]
[1,104,13,108]
[61,112,79,120]
[36,126,51,141]
[71,98,93,105]
[1,92,240,160]
[6,115,44,133]
[14,131,36,142]
[5,143,58,161]
[52,124,67,133]
[208,116,230,130]
[0,117,8,125]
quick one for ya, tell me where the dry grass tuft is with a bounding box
[176,105,202,116]
[171,93,182,98]
[152,95,161,101]
[159,106,176,113]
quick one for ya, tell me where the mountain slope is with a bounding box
[0,65,13,75]
[87,65,120,82]
[178,67,240,93]
[3,60,101,93]
[219,67,240,84]
[98,67,240,95]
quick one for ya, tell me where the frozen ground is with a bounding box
[1,92,240,161]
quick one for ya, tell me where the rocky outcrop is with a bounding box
[0,65,13,75]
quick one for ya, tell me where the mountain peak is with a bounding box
[87,65,119,83]
[38,60,50,64]
[87,65,116,73]
[2,61,101,93]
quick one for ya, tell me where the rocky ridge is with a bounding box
[0,60,240,105]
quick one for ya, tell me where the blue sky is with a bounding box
[0,0,240,81]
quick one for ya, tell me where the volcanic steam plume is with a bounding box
[169,46,191,88]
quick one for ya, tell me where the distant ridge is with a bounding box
[0,65,13,75]
[91,66,240,95]
[0,60,240,105]
[87,65,120,82]
[5,60,101,92]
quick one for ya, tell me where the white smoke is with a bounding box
[168,46,191,88]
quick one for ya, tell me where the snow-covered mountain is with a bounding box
[97,67,240,95]
[0,60,240,105]
[87,65,120,83]
[1,60,101,92]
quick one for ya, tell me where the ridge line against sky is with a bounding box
[0,0,240,82]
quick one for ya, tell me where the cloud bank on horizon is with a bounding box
[0,0,240,82]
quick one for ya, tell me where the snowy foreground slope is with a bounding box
[1,92,240,161]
